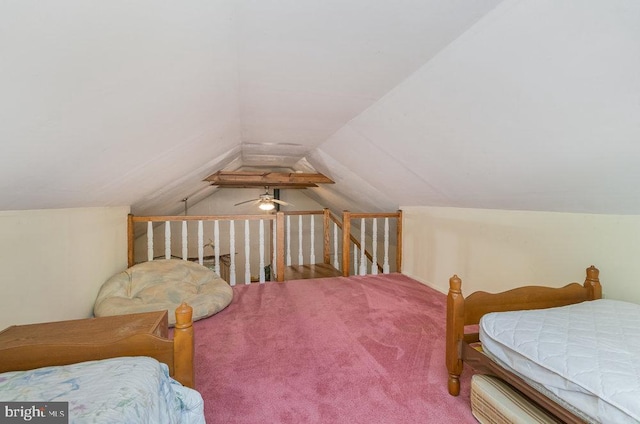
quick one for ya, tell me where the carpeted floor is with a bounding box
[192,273,476,423]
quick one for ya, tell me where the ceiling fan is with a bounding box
[233,187,291,211]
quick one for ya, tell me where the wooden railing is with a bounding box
[341,211,402,277]
[128,209,402,284]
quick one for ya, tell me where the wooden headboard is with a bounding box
[0,303,195,388]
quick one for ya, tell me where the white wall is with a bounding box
[1,0,242,213]
[402,206,640,304]
[0,206,129,328]
[317,0,640,215]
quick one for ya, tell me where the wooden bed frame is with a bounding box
[446,266,602,424]
[0,303,195,388]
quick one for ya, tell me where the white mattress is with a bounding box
[479,299,640,424]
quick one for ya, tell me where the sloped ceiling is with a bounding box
[1,0,639,216]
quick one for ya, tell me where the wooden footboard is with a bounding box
[0,303,195,388]
[446,266,601,421]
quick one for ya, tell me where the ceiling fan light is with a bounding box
[259,202,275,211]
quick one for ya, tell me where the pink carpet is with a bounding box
[192,273,475,423]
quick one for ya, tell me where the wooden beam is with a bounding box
[204,171,334,187]
[210,183,317,189]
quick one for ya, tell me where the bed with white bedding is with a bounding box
[0,356,204,424]
[479,299,640,424]
[446,266,607,423]
[0,304,203,423]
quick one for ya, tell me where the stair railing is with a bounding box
[128,209,402,284]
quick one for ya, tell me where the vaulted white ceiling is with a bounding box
[1,0,639,215]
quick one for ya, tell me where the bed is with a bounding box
[445,265,640,423]
[0,303,203,423]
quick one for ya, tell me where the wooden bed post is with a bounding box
[323,208,331,265]
[342,211,351,277]
[173,302,195,389]
[584,265,602,300]
[127,214,135,268]
[446,274,465,396]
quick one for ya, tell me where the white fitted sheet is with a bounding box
[479,299,640,424]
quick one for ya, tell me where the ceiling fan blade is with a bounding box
[272,199,291,206]
[234,198,260,206]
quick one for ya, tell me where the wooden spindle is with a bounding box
[272,220,277,280]
[383,218,390,274]
[198,220,204,265]
[165,221,171,259]
[181,221,188,260]
[371,218,378,275]
[333,222,339,270]
[244,220,251,284]
[214,220,220,276]
[298,215,303,265]
[147,221,154,262]
[396,210,403,273]
[359,218,366,275]
[353,245,359,275]
[229,220,236,286]
[286,215,292,266]
[309,215,315,264]
[259,219,265,283]
[276,212,285,282]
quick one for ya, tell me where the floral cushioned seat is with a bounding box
[94,259,233,326]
